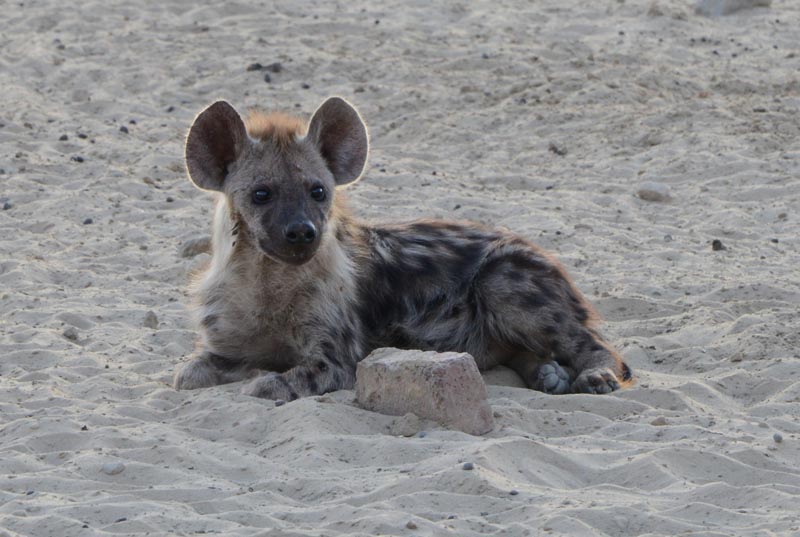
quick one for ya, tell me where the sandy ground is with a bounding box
[1,0,799,535]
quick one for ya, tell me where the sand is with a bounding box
[1,0,799,535]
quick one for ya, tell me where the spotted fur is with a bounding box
[174,97,633,400]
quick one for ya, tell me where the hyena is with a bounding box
[173,97,632,400]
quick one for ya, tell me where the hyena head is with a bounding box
[185,97,368,265]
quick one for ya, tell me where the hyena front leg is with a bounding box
[174,351,255,390]
[478,247,631,394]
[240,339,359,400]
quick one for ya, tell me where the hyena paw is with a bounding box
[571,368,620,395]
[174,358,222,390]
[241,373,296,400]
[532,361,571,395]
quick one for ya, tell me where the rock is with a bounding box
[462,462,474,471]
[406,521,417,530]
[695,0,771,16]
[773,432,783,443]
[179,236,212,258]
[712,239,726,251]
[2,200,12,211]
[391,413,420,437]
[246,62,263,71]
[650,416,668,426]
[356,348,494,435]
[143,310,158,329]
[101,462,125,475]
[637,182,672,202]
[63,326,79,341]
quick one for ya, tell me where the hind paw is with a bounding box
[571,368,620,394]
[533,361,571,395]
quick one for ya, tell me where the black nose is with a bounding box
[284,220,317,244]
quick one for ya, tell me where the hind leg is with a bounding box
[507,353,573,395]
[476,244,632,394]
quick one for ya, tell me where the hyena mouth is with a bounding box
[258,239,319,266]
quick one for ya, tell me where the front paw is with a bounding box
[174,358,220,390]
[571,368,620,394]
[241,373,298,400]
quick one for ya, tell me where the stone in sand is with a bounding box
[356,348,494,436]
[695,0,771,16]
[637,182,672,202]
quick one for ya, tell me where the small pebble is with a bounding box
[711,239,726,251]
[773,432,783,443]
[143,311,159,329]
[770,238,779,243]
[119,126,129,134]
[265,62,283,73]
[275,399,286,407]
[406,521,417,530]
[101,462,125,475]
[71,155,85,163]
[59,134,68,141]
[480,511,489,517]
[26,490,34,496]
[246,62,263,71]
[83,217,93,225]
[77,133,88,139]
[63,326,79,341]
[114,517,127,523]
[166,196,174,203]
[2,201,12,211]
[509,489,519,496]
[462,462,474,471]
[263,73,272,83]
[417,431,427,438]
[637,181,672,202]
[166,106,175,112]
[301,83,311,89]
[81,425,88,431]
[548,141,567,156]
[650,416,668,426]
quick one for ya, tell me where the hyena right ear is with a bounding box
[185,101,248,192]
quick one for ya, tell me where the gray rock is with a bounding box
[773,432,783,443]
[356,348,494,435]
[696,0,771,16]
[63,326,79,341]
[179,236,212,258]
[637,182,672,202]
[143,310,158,329]
[101,462,125,475]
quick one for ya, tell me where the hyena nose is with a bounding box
[284,220,317,245]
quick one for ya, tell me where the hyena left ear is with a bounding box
[307,97,369,186]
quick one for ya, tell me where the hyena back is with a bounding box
[173,97,632,400]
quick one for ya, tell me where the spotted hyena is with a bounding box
[173,97,632,400]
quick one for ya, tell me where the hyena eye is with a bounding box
[310,186,326,202]
[252,189,272,204]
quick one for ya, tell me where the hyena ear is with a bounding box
[307,97,369,186]
[185,101,248,192]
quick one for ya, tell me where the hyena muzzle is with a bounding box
[173,96,633,400]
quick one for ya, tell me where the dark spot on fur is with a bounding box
[304,370,319,393]
[621,362,632,381]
